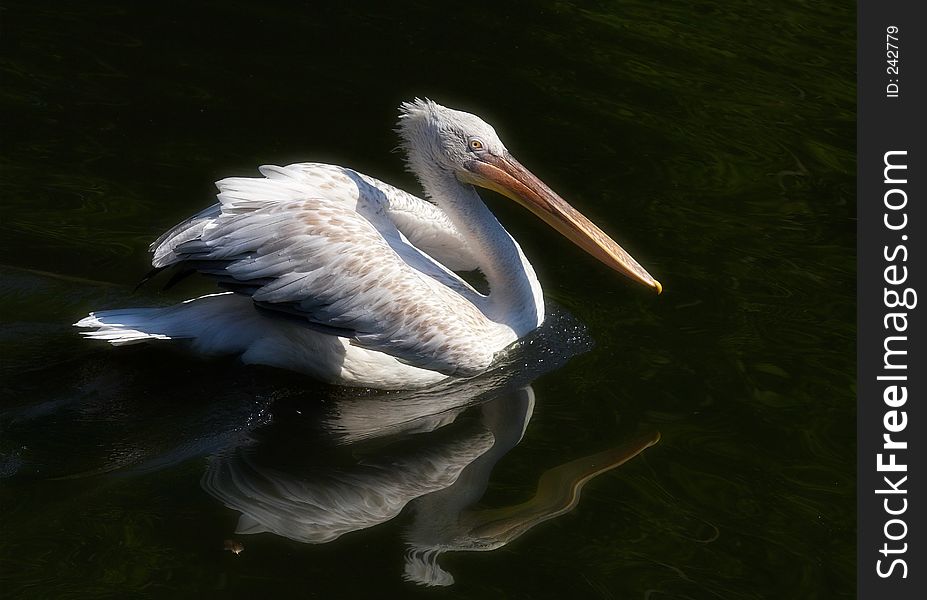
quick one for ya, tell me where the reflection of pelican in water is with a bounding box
[202,311,658,586]
[204,388,658,586]
[76,100,660,389]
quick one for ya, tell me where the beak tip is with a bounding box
[653,280,663,295]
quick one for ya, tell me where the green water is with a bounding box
[1,1,855,598]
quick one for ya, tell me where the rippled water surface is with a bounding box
[1,1,855,598]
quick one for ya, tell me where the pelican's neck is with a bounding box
[423,170,544,334]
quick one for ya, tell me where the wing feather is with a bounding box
[151,164,500,376]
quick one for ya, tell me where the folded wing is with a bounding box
[151,164,499,376]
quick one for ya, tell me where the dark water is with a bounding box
[1,1,855,598]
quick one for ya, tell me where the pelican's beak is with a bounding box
[461,152,662,293]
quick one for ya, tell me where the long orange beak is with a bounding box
[460,152,662,293]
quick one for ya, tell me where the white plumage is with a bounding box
[77,100,660,389]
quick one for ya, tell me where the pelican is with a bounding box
[76,99,661,389]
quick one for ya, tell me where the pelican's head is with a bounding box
[397,99,662,293]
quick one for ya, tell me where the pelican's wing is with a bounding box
[153,163,479,273]
[356,174,480,272]
[151,165,498,376]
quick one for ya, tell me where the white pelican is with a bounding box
[76,99,661,389]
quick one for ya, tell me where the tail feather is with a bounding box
[74,292,254,352]
[75,310,175,346]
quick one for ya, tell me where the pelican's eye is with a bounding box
[468,138,484,151]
